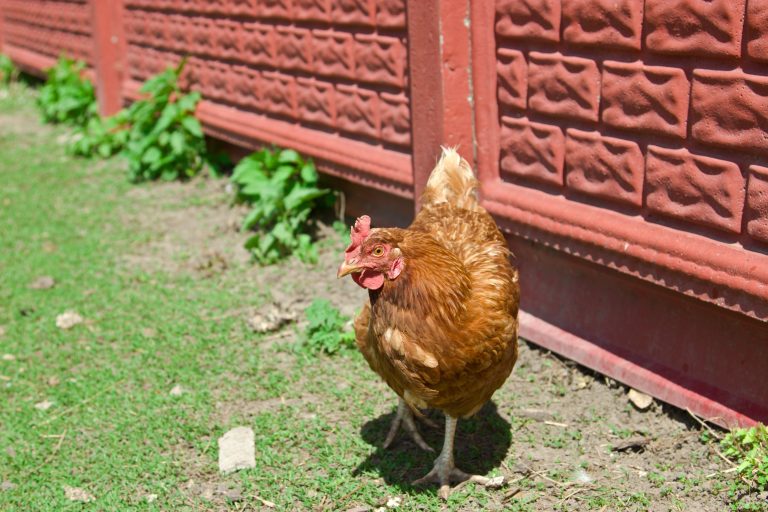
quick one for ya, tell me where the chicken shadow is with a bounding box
[353,401,511,492]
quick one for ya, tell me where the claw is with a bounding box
[412,408,439,429]
[411,415,504,500]
[413,464,498,500]
[382,398,434,452]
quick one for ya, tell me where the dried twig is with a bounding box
[559,487,586,505]
[530,468,572,488]
[36,385,115,427]
[502,487,522,501]
[330,482,364,511]
[686,408,723,441]
[253,495,276,508]
[706,466,739,478]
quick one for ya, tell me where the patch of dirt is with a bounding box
[119,175,360,317]
[120,177,251,276]
[168,439,244,509]
[214,395,321,425]
[485,342,731,511]
[0,111,44,139]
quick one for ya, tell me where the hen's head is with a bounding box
[337,215,404,290]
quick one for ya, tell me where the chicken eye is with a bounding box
[372,246,384,257]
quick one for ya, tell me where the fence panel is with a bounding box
[120,0,414,198]
[470,0,768,426]
[0,0,94,74]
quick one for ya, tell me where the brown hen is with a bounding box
[337,148,519,499]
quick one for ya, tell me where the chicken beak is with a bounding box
[337,261,362,279]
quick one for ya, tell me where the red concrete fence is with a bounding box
[1,0,766,427]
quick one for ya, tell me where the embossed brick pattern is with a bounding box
[645,0,746,58]
[565,129,644,206]
[1,0,94,64]
[122,0,411,150]
[497,49,527,110]
[499,117,565,186]
[746,165,768,243]
[646,146,746,233]
[528,52,600,122]
[493,0,768,243]
[602,61,690,138]
[562,0,643,50]
[691,70,768,155]
[745,0,768,62]
[495,0,561,42]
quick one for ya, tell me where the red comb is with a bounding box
[345,215,371,259]
[351,215,371,245]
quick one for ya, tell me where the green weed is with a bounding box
[37,57,97,125]
[0,54,17,87]
[122,60,209,182]
[232,147,330,264]
[69,59,217,182]
[297,299,355,356]
[722,424,768,491]
[721,423,768,510]
[70,111,129,159]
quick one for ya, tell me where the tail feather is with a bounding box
[419,147,479,211]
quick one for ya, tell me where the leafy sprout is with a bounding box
[38,56,97,125]
[232,148,330,264]
[64,58,223,182]
[0,54,18,87]
[298,299,356,356]
[721,423,768,493]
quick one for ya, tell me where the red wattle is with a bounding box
[352,270,384,290]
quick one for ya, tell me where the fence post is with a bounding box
[406,0,474,207]
[0,3,5,53]
[91,0,126,115]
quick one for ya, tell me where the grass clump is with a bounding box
[69,59,213,182]
[0,54,18,86]
[37,56,97,125]
[298,299,355,356]
[721,423,768,510]
[232,148,330,264]
[120,59,208,182]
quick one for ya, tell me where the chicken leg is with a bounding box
[382,398,434,452]
[412,415,500,500]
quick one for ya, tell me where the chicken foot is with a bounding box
[412,415,502,500]
[382,398,434,452]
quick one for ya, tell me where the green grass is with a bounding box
[0,85,500,511]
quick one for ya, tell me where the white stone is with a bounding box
[34,400,53,411]
[56,311,83,330]
[628,389,653,410]
[485,475,505,488]
[218,426,255,474]
[64,486,95,502]
[385,496,402,508]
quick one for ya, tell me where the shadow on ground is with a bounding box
[353,401,511,492]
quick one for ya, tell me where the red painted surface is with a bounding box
[91,0,125,116]
[2,0,767,426]
[472,0,768,426]
[564,129,644,207]
[406,0,442,204]
[120,0,413,197]
[0,0,94,74]
[644,0,746,58]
